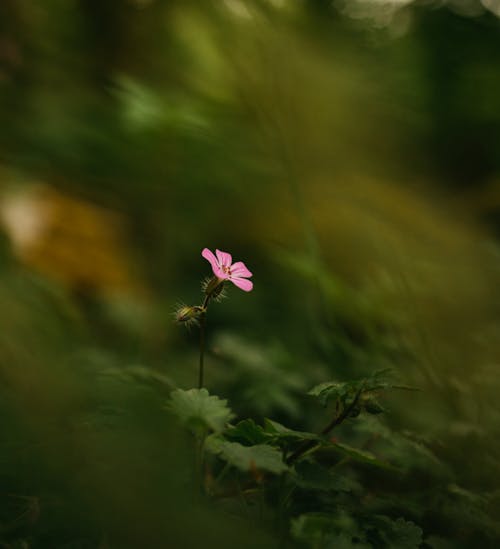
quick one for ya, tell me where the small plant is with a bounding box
[170,249,425,547]
[176,248,253,388]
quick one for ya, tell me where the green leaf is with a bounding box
[371,516,423,549]
[308,369,416,409]
[263,419,319,442]
[205,435,288,474]
[308,381,342,397]
[329,442,397,471]
[225,419,272,446]
[290,513,339,543]
[166,388,234,434]
[291,512,370,548]
[308,381,352,407]
[225,418,319,448]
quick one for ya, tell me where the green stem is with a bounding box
[198,311,206,389]
[285,385,365,465]
[197,278,225,389]
[197,294,211,389]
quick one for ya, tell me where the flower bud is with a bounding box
[203,276,225,299]
[175,305,204,326]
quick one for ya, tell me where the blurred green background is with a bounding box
[0,0,500,547]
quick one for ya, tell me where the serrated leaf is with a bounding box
[225,418,319,449]
[166,388,234,434]
[263,419,319,442]
[225,419,272,446]
[308,370,416,409]
[308,381,351,407]
[205,435,288,474]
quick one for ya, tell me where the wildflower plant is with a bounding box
[176,248,253,388]
[167,249,439,548]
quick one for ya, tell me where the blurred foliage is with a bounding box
[0,0,500,547]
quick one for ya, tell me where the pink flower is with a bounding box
[202,248,253,292]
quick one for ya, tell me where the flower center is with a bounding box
[222,265,231,276]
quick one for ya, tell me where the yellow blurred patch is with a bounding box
[1,185,145,297]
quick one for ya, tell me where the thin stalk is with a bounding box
[198,294,211,389]
[198,313,206,389]
[286,385,365,465]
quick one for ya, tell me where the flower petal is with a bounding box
[202,248,219,268]
[202,248,227,278]
[216,249,232,267]
[231,277,253,292]
[230,261,252,278]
